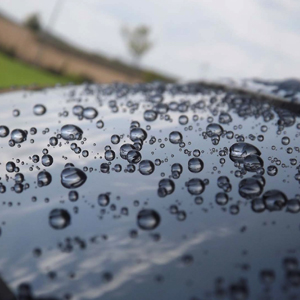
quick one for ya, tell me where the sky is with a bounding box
[1,0,300,81]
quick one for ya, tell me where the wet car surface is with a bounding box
[0,82,300,300]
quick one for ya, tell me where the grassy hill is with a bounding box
[0,51,83,88]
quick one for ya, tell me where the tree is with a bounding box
[24,13,42,32]
[121,25,153,66]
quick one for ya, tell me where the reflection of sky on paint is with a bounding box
[1,0,300,80]
[0,85,300,298]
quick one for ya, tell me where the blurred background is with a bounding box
[0,0,300,88]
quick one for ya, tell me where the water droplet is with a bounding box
[215,192,229,205]
[6,161,15,173]
[96,120,104,129]
[83,107,98,119]
[61,167,87,188]
[267,165,278,176]
[139,160,155,175]
[286,199,300,213]
[219,112,232,124]
[169,131,183,144]
[120,144,135,159]
[239,178,263,199]
[244,155,264,172]
[186,178,205,195]
[263,190,287,211]
[11,129,27,143]
[49,209,71,230]
[188,158,204,173]
[158,179,175,197]
[251,198,265,213]
[144,110,157,122]
[111,135,120,144]
[0,125,9,137]
[98,194,110,207]
[41,154,53,167]
[127,150,142,164]
[37,171,52,187]
[229,143,261,163]
[61,124,83,141]
[69,190,78,202]
[130,127,147,142]
[137,209,160,230]
[206,123,223,137]
[179,115,188,125]
[33,104,46,116]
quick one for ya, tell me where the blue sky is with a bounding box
[1,0,300,80]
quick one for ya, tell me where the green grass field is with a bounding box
[0,51,82,88]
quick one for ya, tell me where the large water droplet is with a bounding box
[120,144,135,159]
[139,160,155,175]
[169,131,183,144]
[49,209,71,230]
[239,178,263,199]
[263,190,287,211]
[61,124,83,141]
[83,107,98,119]
[186,178,205,195]
[61,167,87,188]
[137,209,160,230]
[158,179,175,197]
[41,154,53,167]
[130,127,147,142]
[244,155,264,172]
[37,171,52,187]
[11,129,27,143]
[188,158,204,173]
[206,123,223,137]
[230,143,261,163]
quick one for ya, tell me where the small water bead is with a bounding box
[193,149,201,157]
[83,107,98,119]
[98,194,110,207]
[186,178,205,195]
[32,155,39,163]
[111,135,120,144]
[61,124,83,141]
[226,131,234,139]
[120,144,135,159]
[229,205,239,215]
[139,160,155,175]
[158,179,175,197]
[6,161,16,173]
[169,131,183,144]
[130,121,140,129]
[113,164,122,172]
[188,158,204,173]
[263,190,287,211]
[239,178,263,199]
[206,123,223,137]
[171,163,183,175]
[68,190,78,202]
[219,112,232,124]
[0,125,9,137]
[130,127,147,142]
[105,150,115,161]
[49,137,58,146]
[49,209,71,230]
[96,120,104,129]
[13,109,20,117]
[177,211,186,221]
[229,143,261,163]
[257,135,264,142]
[267,165,278,176]
[251,198,265,213]
[101,163,110,173]
[37,171,52,187]
[215,193,229,205]
[73,105,84,116]
[217,176,232,192]
[137,209,160,230]
[286,199,300,213]
[127,150,142,164]
[261,125,268,133]
[11,129,27,143]
[144,110,158,122]
[281,136,290,145]
[33,104,46,116]
[170,205,178,214]
[244,155,264,172]
[260,270,275,284]
[194,196,203,205]
[41,154,53,167]
[61,167,87,188]
[179,115,188,125]
[15,173,24,183]
[82,150,89,157]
